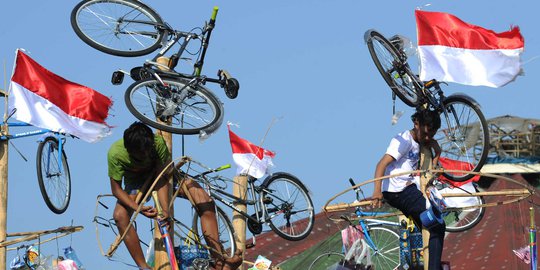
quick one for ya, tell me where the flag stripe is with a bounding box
[9,82,111,143]
[10,50,111,123]
[416,10,524,50]
[228,128,275,159]
[418,45,522,87]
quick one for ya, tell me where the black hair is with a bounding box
[123,121,154,153]
[411,109,441,131]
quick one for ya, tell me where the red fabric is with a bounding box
[228,126,275,160]
[11,50,111,123]
[438,157,480,187]
[415,10,524,50]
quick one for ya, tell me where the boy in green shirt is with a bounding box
[108,122,241,270]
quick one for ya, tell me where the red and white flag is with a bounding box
[9,50,112,142]
[416,10,524,87]
[228,126,275,178]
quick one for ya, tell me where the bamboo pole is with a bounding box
[0,66,9,270]
[154,127,173,270]
[232,175,247,270]
[419,147,431,270]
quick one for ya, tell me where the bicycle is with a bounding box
[0,101,73,214]
[310,179,401,270]
[178,158,315,242]
[71,0,239,135]
[364,29,490,182]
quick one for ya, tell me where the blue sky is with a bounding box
[1,1,539,268]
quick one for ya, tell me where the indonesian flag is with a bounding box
[9,50,112,142]
[438,157,480,187]
[416,10,524,87]
[228,125,275,178]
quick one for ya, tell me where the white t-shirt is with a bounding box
[381,130,420,192]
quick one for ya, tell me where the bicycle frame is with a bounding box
[200,176,271,226]
[131,8,223,84]
[0,121,67,173]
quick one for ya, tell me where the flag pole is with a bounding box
[245,117,278,173]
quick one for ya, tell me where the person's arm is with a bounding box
[372,154,395,208]
[110,177,157,218]
[430,140,442,168]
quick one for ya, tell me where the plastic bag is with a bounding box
[174,231,209,270]
[145,238,155,267]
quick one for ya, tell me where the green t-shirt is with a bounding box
[107,135,170,187]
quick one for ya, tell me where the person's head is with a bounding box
[123,122,155,161]
[411,109,441,145]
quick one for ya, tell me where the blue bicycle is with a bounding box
[0,106,73,214]
[311,179,401,270]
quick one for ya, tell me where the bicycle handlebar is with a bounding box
[194,6,219,76]
[210,6,219,25]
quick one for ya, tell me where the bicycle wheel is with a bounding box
[365,30,420,107]
[36,137,71,214]
[436,95,489,181]
[262,172,315,241]
[125,77,224,135]
[444,190,485,233]
[308,252,346,270]
[192,206,237,258]
[365,226,400,270]
[71,0,165,57]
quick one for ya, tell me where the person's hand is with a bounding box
[141,205,157,219]
[371,191,384,209]
[158,211,172,231]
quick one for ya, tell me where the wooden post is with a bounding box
[419,147,432,270]
[232,175,247,270]
[0,83,9,269]
[154,127,173,270]
[0,124,8,270]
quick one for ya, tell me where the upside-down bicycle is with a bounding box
[365,29,490,182]
[71,0,239,135]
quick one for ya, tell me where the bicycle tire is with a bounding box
[262,172,315,241]
[36,137,71,214]
[125,77,224,135]
[71,0,166,57]
[444,187,485,233]
[365,30,420,107]
[192,206,237,258]
[437,95,489,181]
[308,252,346,270]
[365,226,400,270]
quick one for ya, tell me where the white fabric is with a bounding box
[438,181,479,208]
[9,82,111,143]
[232,152,274,179]
[382,130,420,192]
[418,45,523,88]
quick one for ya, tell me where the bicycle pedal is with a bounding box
[245,243,256,249]
[262,197,273,204]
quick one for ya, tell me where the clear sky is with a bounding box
[1,1,539,269]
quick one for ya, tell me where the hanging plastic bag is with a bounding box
[174,230,210,270]
[341,225,364,254]
[145,238,155,267]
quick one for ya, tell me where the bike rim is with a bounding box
[74,0,161,54]
[128,80,219,133]
[40,141,70,211]
[266,179,313,239]
[370,34,418,105]
[436,100,487,178]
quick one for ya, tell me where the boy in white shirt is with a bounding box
[372,109,445,270]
